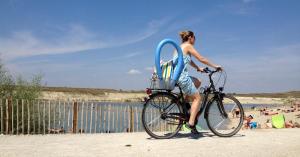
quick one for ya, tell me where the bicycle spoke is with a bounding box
[147,115,161,127]
[213,119,225,129]
[164,103,176,113]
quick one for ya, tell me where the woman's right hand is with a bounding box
[215,65,223,71]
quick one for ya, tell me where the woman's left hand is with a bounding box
[196,67,204,72]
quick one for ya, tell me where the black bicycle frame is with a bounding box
[175,69,228,121]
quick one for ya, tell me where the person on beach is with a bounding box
[232,108,240,118]
[264,119,272,129]
[285,120,294,128]
[173,30,222,134]
[243,115,253,129]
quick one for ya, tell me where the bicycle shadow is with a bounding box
[146,132,245,140]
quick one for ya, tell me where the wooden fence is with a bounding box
[0,99,144,135]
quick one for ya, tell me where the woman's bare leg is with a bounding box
[185,77,201,102]
[188,92,201,126]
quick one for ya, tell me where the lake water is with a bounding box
[54,102,280,133]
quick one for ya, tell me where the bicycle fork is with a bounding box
[216,93,228,119]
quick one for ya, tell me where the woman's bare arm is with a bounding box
[190,60,203,72]
[186,44,220,69]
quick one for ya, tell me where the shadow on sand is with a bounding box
[146,131,245,140]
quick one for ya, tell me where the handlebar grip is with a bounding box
[203,67,210,73]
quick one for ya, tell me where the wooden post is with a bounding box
[48,100,51,134]
[27,100,30,134]
[67,101,70,132]
[135,106,138,132]
[103,105,106,133]
[0,99,3,134]
[99,105,102,133]
[16,100,19,135]
[107,104,111,133]
[5,99,8,134]
[63,101,66,132]
[112,109,115,132]
[85,103,88,133]
[73,101,78,133]
[94,104,98,133]
[10,98,13,134]
[22,99,24,134]
[58,100,61,128]
[80,102,84,133]
[90,103,93,133]
[43,101,46,135]
[116,106,119,133]
[127,106,130,133]
[32,100,36,134]
[38,100,40,134]
[6,98,12,134]
[130,106,134,132]
[53,101,56,130]
[120,105,123,132]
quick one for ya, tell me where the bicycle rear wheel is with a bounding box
[142,92,183,139]
[206,94,244,137]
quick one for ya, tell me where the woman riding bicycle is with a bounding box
[174,30,222,134]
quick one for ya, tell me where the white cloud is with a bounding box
[242,0,255,3]
[0,19,169,61]
[145,67,154,71]
[127,69,141,75]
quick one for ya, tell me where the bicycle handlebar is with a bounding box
[202,67,222,74]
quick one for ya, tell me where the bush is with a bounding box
[0,60,43,100]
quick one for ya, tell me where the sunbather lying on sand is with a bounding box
[285,120,294,128]
[264,119,272,129]
[243,115,253,129]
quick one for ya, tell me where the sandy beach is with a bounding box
[1,129,300,157]
[243,104,300,130]
[40,91,295,105]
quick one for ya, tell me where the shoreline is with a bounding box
[39,91,298,104]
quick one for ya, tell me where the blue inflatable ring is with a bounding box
[155,39,184,89]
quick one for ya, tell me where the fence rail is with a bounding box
[0,99,145,135]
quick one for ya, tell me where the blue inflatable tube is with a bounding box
[155,39,184,89]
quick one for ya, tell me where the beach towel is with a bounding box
[250,122,257,129]
[271,114,285,129]
[160,60,174,89]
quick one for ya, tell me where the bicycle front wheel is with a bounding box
[142,92,183,139]
[206,94,244,137]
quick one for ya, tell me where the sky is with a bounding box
[0,0,300,93]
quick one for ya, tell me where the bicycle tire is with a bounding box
[205,94,244,137]
[142,92,183,139]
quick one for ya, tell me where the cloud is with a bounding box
[127,69,141,75]
[0,19,170,61]
[242,0,256,3]
[145,67,154,71]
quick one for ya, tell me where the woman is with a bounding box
[174,30,222,134]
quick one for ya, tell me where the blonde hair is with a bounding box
[179,30,194,43]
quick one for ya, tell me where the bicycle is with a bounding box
[142,67,244,139]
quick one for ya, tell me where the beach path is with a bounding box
[0,129,300,157]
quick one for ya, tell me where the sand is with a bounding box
[1,129,300,157]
